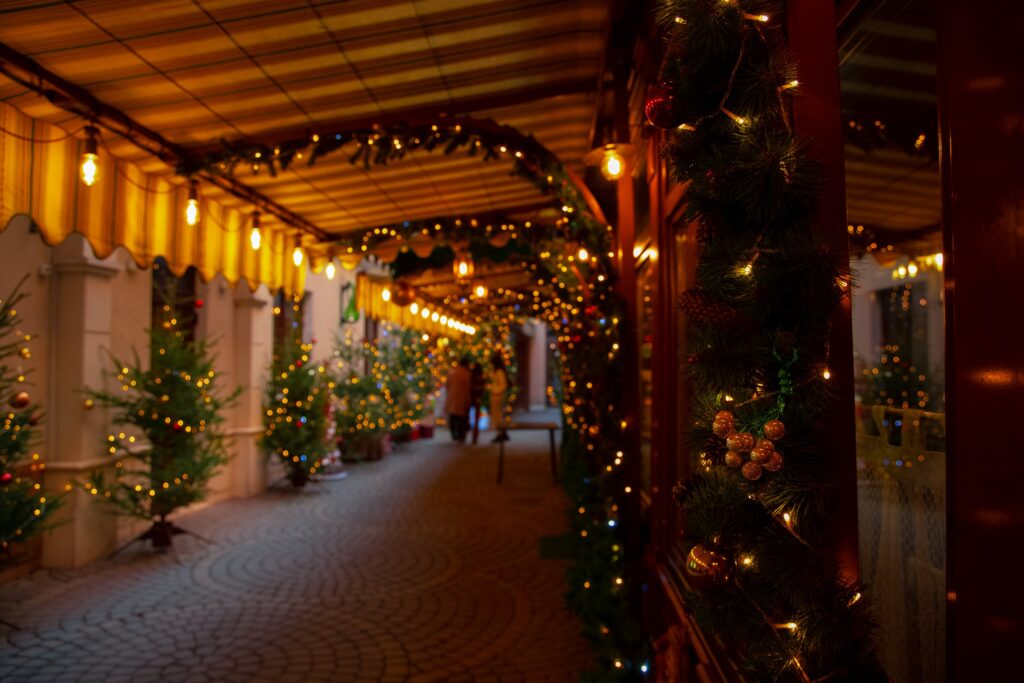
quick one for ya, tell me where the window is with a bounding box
[840,2,945,680]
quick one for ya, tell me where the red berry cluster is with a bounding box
[712,410,785,481]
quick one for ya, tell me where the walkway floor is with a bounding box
[0,422,592,682]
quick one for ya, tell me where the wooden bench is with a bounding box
[496,421,560,485]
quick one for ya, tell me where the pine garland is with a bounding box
[655,1,885,680]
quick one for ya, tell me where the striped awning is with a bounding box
[0,0,608,282]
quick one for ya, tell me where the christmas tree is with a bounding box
[85,294,239,548]
[261,333,331,487]
[654,0,885,680]
[0,279,59,556]
[332,331,391,460]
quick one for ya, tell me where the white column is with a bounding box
[229,282,273,497]
[527,319,548,411]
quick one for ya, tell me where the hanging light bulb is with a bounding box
[249,211,262,251]
[292,244,304,267]
[453,252,473,281]
[577,247,589,262]
[600,146,624,181]
[185,180,199,226]
[381,287,392,302]
[473,284,487,299]
[325,262,336,280]
[410,302,420,315]
[80,125,99,187]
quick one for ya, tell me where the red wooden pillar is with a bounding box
[936,1,1024,677]
[786,0,860,582]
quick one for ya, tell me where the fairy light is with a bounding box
[410,302,419,315]
[577,247,590,262]
[822,367,831,380]
[80,125,99,186]
[292,245,304,267]
[473,284,487,299]
[600,147,624,181]
[381,287,392,302]
[325,262,336,280]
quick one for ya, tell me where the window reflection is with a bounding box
[841,1,945,681]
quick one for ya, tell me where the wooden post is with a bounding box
[786,0,860,582]
[936,1,1024,677]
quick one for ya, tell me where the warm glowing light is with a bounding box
[185,181,199,226]
[410,302,419,315]
[577,247,589,262]
[381,287,392,302]
[249,227,261,251]
[822,367,831,380]
[783,512,793,525]
[80,125,99,186]
[292,246,304,267]
[421,308,430,319]
[907,263,919,277]
[325,262,336,280]
[473,284,487,299]
[431,312,440,322]
[935,253,944,268]
[600,147,624,181]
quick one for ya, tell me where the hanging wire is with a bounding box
[0,123,80,143]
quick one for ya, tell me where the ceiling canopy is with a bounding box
[0,0,610,241]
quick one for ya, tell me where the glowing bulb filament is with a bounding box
[80,153,98,187]
[249,227,261,251]
[325,262,336,280]
[381,287,391,302]
[292,246,304,267]
[578,247,589,262]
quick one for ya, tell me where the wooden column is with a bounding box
[936,1,1024,677]
[786,0,860,581]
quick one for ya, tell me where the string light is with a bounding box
[577,247,589,262]
[473,284,487,299]
[381,287,392,302]
[80,125,99,187]
[410,302,419,315]
[185,180,199,226]
[249,211,262,251]
[292,245,304,267]
[600,146,624,181]
[325,262,336,280]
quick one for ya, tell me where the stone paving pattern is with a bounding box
[0,425,592,682]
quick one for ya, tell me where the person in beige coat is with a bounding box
[489,352,509,443]
[444,356,472,443]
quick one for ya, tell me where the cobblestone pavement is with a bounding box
[0,425,593,682]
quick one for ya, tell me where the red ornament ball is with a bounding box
[724,450,744,468]
[1,472,12,485]
[194,298,204,309]
[712,419,733,439]
[10,391,30,409]
[742,461,763,481]
[764,451,785,472]
[684,542,735,591]
[763,419,786,441]
[749,444,773,464]
[645,81,684,129]
[726,431,755,453]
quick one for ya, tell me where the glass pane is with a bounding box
[841,1,945,681]
[637,260,655,495]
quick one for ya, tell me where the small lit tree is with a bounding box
[86,296,238,549]
[0,279,60,556]
[261,334,330,487]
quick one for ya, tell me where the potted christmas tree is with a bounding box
[85,295,238,550]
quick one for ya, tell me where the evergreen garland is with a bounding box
[655,1,884,680]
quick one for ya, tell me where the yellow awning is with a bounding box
[1,103,303,294]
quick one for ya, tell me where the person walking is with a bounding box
[488,352,509,443]
[469,361,486,444]
[444,356,472,443]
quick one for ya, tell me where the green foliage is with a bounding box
[657,0,885,680]
[0,279,61,552]
[332,333,391,459]
[261,333,330,484]
[86,299,238,522]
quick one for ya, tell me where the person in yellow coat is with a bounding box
[488,352,509,443]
